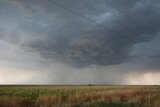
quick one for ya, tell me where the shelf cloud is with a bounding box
[0,0,160,84]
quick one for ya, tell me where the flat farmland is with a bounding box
[0,85,159,107]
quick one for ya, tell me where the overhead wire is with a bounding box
[78,0,146,48]
[47,0,160,55]
[102,0,147,31]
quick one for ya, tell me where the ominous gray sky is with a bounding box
[0,0,160,84]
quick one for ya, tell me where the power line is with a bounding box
[104,0,160,41]
[47,0,160,55]
[79,0,141,41]
[79,0,160,54]
[78,0,160,53]
[102,0,160,50]
[102,0,147,31]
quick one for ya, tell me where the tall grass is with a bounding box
[0,85,159,107]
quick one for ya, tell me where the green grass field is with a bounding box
[0,85,159,107]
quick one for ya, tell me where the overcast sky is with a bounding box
[0,0,160,85]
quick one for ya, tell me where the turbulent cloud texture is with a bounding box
[0,0,160,84]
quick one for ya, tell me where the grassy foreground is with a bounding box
[0,85,159,107]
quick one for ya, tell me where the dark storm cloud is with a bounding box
[1,0,160,67]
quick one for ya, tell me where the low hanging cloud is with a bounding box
[0,0,160,84]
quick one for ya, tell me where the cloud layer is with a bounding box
[0,0,160,84]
